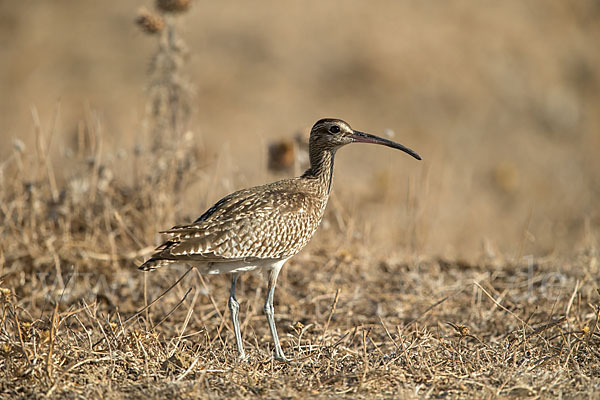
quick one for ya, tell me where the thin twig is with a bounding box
[13,308,32,366]
[170,287,199,357]
[92,267,193,348]
[474,281,527,326]
[152,287,193,330]
[46,303,59,383]
[320,288,340,347]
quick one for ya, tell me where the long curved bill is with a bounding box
[351,130,422,160]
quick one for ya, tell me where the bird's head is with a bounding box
[309,118,422,160]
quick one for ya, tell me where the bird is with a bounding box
[139,118,421,361]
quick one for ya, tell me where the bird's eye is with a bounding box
[329,125,340,134]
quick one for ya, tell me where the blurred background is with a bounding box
[1,0,599,261]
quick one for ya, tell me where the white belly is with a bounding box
[195,257,290,275]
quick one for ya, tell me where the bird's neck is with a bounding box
[302,147,336,196]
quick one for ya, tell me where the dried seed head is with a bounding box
[136,8,165,35]
[0,288,11,302]
[156,0,191,13]
[268,139,296,172]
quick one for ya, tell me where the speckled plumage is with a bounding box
[141,178,329,269]
[140,118,421,361]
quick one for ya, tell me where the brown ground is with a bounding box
[0,1,599,398]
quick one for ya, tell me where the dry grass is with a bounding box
[1,2,600,399]
[1,106,599,398]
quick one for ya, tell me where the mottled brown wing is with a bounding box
[142,181,323,269]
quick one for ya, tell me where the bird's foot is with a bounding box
[274,351,289,363]
[236,352,249,362]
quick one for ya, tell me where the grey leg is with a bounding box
[264,267,288,361]
[228,273,245,360]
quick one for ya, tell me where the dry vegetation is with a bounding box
[1,1,600,399]
[1,139,598,398]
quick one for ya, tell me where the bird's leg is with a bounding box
[228,273,245,360]
[264,266,288,362]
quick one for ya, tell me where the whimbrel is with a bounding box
[140,118,421,361]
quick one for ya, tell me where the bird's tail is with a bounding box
[138,258,175,271]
